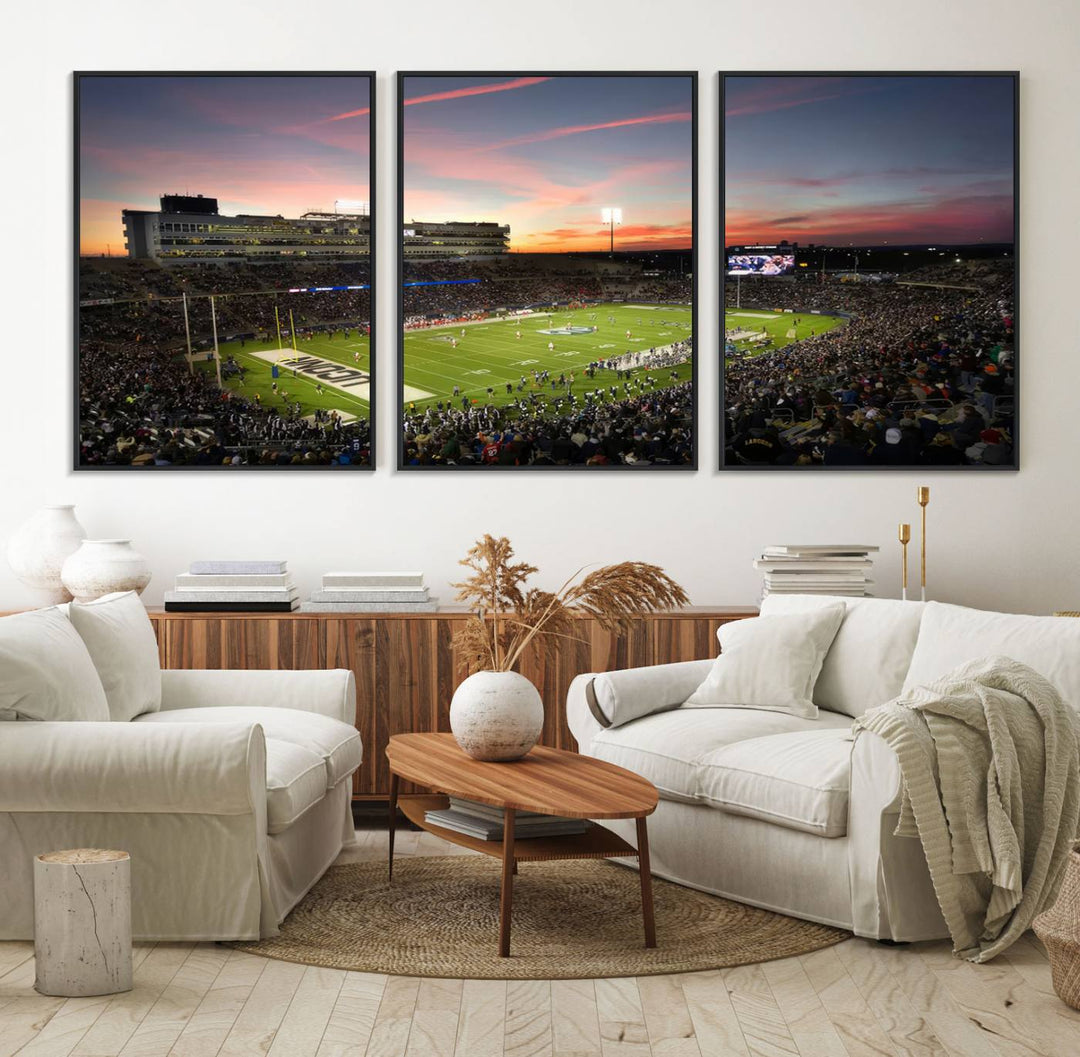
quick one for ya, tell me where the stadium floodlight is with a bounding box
[601,207,622,256]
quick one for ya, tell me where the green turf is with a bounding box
[724,308,846,363]
[402,303,692,413]
[194,331,371,422]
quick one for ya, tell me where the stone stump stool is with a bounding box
[33,849,133,997]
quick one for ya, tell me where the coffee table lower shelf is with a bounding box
[398,795,638,861]
[390,793,656,957]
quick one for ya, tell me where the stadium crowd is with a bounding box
[402,337,693,467]
[723,263,1015,467]
[79,340,369,467]
[80,259,372,347]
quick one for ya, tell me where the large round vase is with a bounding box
[6,505,87,605]
[61,540,152,603]
[449,671,544,762]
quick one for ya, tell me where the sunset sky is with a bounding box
[79,75,370,256]
[725,75,1015,247]
[401,75,693,252]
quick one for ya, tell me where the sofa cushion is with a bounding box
[265,739,328,834]
[684,606,845,718]
[903,602,1080,711]
[760,594,925,717]
[698,729,854,837]
[68,592,162,721]
[589,706,852,804]
[0,608,110,722]
[136,706,362,788]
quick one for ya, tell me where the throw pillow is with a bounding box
[0,607,110,721]
[68,591,162,721]
[684,605,846,718]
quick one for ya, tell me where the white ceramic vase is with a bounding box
[61,540,152,603]
[449,670,544,762]
[6,505,88,605]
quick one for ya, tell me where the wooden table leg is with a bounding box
[636,815,657,949]
[499,808,516,957]
[388,772,399,884]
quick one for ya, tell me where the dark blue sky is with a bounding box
[725,75,1015,246]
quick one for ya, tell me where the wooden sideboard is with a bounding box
[134,607,757,798]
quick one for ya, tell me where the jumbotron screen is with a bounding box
[726,250,796,277]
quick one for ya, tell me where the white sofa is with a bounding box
[568,597,1080,941]
[0,595,361,941]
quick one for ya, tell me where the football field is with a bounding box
[724,308,846,361]
[403,303,692,413]
[195,331,371,423]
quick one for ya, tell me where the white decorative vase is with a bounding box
[6,505,87,605]
[61,540,152,603]
[450,671,544,762]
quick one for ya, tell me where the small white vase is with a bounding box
[450,671,544,762]
[61,540,152,603]
[6,505,88,605]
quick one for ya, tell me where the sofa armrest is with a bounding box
[567,659,714,749]
[160,668,356,725]
[847,728,944,940]
[0,721,265,816]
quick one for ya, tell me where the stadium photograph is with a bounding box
[398,72,696,468]
[722,73,1017,469]
[76,72,375,469]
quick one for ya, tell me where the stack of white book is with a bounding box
[424,797,588,841]
[164,560,298,612]
[753,545,878,598]
[299,571,437,613]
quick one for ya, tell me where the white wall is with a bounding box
[2,0,1077,615]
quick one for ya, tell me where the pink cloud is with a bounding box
[483,110,691,151]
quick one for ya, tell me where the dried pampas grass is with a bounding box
[453,534,688,673]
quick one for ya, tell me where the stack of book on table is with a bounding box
[164,561,298,612]
[299,571,437,613]
[424,797,589,841]
[754,544,878,598]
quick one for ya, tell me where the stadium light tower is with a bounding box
[601,207,622,256]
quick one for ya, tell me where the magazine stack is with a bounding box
[164,560,298,612]
[300,571,437,613]
[753,545,878,599]
[424,797,588,841]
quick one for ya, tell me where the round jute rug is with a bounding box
[232,856,849,979]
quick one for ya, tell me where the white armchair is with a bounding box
[0,599,361,942]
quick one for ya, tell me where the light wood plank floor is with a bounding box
[3,825,1078,1057]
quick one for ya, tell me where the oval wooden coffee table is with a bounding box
[386,733,659,958]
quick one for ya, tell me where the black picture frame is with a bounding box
[719,71,1020,472]
[397,70,698,471]
[74,70,377,471]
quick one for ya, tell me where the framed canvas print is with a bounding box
[721,72,1018,470]
[75,72,375,469]
[398,71,697,469]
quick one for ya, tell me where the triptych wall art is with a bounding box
[73,70,1017,472]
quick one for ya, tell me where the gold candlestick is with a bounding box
[898,523,911,601]
[917,486,930,601]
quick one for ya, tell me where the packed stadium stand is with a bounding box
[723,261,1015,467]
[78,258,372,467]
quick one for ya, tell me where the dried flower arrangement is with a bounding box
[453,534,689,673]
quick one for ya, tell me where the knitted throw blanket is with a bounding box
[856,656,1080,962]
